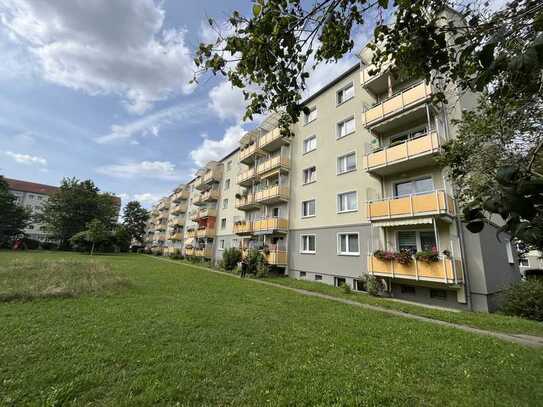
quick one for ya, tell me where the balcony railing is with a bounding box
[255,186,289,203]
[185,247,195,256]
[233,221,253,235]
[172,190,189,202]
[195,247,214,258]
[186,229,197,238]
[196,227,216,238]
[170,232,184,241]
[362,82,432,127]
[168,217,185,227]
[265,250,288,266]
[235,194,258,210]
[366,190,455,221]
[171,203,188,214]
[200,189,220,202]
[253,217,289,233]
[256,155,289,176]
[363,131,440,173]
[239,143,258,163]
[258,128,288,151]
[368,255,463,284]
[191,207,217,221]
[202,168,223,185]
[237,167,256,186]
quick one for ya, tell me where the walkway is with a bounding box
[147,255,543,348]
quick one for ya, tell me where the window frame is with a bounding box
[219,239,225,250]
[303,134,317,154]
[396,229,436,252]
[304,106,318,125]
[337,232,360,256]
[301,199,316,218]
[223,198,229,209]
[336,81,355,106]
[393,175,434,198]
[220,218,227,230]
[336,116,356,140]
[300,234,316,254]
[224,179,230,190]
[336,151,357,175]
[336,190,358,213]
[302,166,317,185]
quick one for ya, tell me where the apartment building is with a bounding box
[145,18,520,312]
[5,178,58,241]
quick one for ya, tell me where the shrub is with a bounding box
[339,282,352,294]
[170,249,183,260]
[366,275,383,296]
[501,279,543,321]
[245,249,267,277]
[23,238,41,250]
[222,247,242,270]
[415,250,439,263]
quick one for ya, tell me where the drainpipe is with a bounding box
[456,211,472,311]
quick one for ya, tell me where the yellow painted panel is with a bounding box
[387,143,408,162]
[369,201,389,218]
[407,134,433,156]
[412,193,438,214]
[389,196,412,216]
[367,150,386,168]
[403,82,429,105]
[383,94,403,115]
[365,106,382,123]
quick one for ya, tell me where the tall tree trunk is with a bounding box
[91,241,95,256]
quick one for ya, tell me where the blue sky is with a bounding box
[0,0,369,208]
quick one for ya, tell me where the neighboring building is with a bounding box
[144,10,521,312]
[519,250,543,277]
[5,178,58,241]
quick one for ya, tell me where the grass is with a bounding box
[261,276,543,338]
[0,251,542,406]
[0,257,130,302]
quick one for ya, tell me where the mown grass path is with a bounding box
[1,251,542,406]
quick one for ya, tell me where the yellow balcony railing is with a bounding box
[367,190,455,221]
[362,82,432,127]
[253,218,288,233]
[237,167,256,185]
[235,194,258,210]
[258,128,287,150]
[265,250,288,266]
[186,229,197,239]
[256,155,289,176]
[202,168,222,185]
[171,203,188,214]
[196,227,216,238]
[172,190,189,202]
[368,255,463,284]
[185,247,195,256]
[170,232,184,241]
[363,131,440,172]
[233,222,253,235]
[191,208,217,221]
[255,186,289,203]
[240,143,258,162]
[195,247,214,258]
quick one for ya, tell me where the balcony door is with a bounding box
[398,230,437,254]
[394,176,434,198]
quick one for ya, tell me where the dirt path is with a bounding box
[147,255,543,348]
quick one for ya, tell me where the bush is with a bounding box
[245,249,268,277]
[501,279,543,321]
[222,247,242,270]
[339,282,352,294]
[170,249,184,260]
[366,275,383,296]
[23,238,41,250]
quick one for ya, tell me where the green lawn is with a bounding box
[1,251,542,406]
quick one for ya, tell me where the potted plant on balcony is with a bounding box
[373,249,397,261]
[394,249,413,265]
[415,250,440,263]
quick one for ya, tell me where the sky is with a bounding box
[0,0,380,209]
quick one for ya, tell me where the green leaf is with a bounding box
[253,4,262,17]
[378,0,388,7]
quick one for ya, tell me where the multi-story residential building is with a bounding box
[519,250,543,277]
[5,178,58,241]
[144,20,521,312]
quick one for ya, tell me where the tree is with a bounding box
[37,178,117,247]
[113,225,131,253]
[86,219,108,256]
[122,201,149,245]
[194,0,543,245]
[0,176,30,246]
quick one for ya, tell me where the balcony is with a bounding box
[194,176,204,190]
[264,249,288,266]
[172,190,189,202]
[363,131,441,176]
[170,232,184,241]
[157,212,169,220]
[362,82,432,128]
[200,189,220,203]
[185,247,195,256]
[191,207,217,221]
[168,217,185,227]
[155,222,167,231]
[256,155,289,177]
[195,247,214,258]
[253,217,288,234]
[236,194,259,211]
[196,168,223,190]
[258,128,289,152]
[171,202,188,215]
[239,142,260,164]
[366,190,456,222]
[368,255,463,284]
[237,167,257,187]
[255,186,289,205]
[158,201,170,211]
[186,229,197,239]
[196,227,216,238]
[233,221,253,235]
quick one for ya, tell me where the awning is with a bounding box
[373,217,433,227]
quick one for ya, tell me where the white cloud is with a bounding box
[4,150,46,165]
[95,160,181,180]
[190,124,246,167]
[208,81,247,122]
[96,100,206,144]
[133,192,163,205]
[0,0,195,114]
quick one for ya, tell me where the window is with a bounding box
[337,116,355,139]
[398,231,417,253]
[303,166,316,184]
[355,279,367,292]
[302,199,316,217]
[223,198,229,209]
[224,179,230,190]
[394,177,434,197]
[315,274,322,281]
[303,135,317,153]
[401,285,416,294]
[337,233,359,255]
[304,106,317,124]
[335,277,346,287]
[336,82,354,105]
[301,235,316,253]
[430,289,447,300]
[390,126,428,146]
[227,161,232,171]
[519,257,529,267]
[221,218,227,229]
[219,239,225,250]
[272,207,280,217]
[337,191,357,213]
[337,152,356,174]
[299,271,307,278]
[398,230,436,254]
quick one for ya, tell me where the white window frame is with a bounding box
[300,234,316,254]
[301,199,316,218]
[396,229,435,252]
[336,151,357,175]
[336,82,354,106]
[224,179,230,190]
[393,175,434,198]
[303,135,317,154]
[336,191,358,213]
[223,198,228,209]
[304,106,318,125]
[302,166,317,185]
[336,116,355,139]
[219,239,225,250]
[221,218,227,229]
[337,232,360,256]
